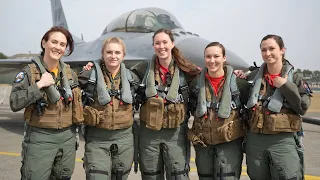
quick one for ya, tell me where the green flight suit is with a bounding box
[10,58,79,180]
[245,63,311,180]
[78,64,140,180]
[189,67,249,180]
[131,60,194,180]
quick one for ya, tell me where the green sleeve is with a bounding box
[10,66,44,112]
[188,75,199,92]
[279,73,311,115]
[77,69,93,89]
[130,61,148,81]
[70,69,79,86]
[129,70,141,84]
[236,78,250,105]
[247,68,259,81]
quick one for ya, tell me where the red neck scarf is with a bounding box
[205,73,225,96]
[158,61,170,84]
[265,73,281,87]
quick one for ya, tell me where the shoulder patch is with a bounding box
[14,71,26,83]
[302,81,312,95]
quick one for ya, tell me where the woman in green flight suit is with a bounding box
[10,26,84,180]
[79,37,140,180]
[130,28,201,180]
[187,42,249,180]
[245,34,312,180]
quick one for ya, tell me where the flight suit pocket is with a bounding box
[145,97,164,131]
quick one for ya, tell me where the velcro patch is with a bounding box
[14,71,26,83]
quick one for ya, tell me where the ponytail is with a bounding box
[172,47,201,76]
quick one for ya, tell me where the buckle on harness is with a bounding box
[180,85,189,92]
[231,101,237,109]
[88,79,96,85]
[178,94,184,103]
[109,89,121,97]
[215,102,220,111]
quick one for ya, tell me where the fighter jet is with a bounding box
[0,0,249,84]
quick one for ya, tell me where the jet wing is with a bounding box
[0,54,149,69]
[0,55,149,84]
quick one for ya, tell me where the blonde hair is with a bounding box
[101,37,126,56]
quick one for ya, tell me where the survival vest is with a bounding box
[139,56,189,130]
[246,61,302,134]
[188,65,245,145]
[24,57,83,129]
[83,60,136,130]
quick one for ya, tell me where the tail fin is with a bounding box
[50,0,69,29]
[50,0,84,43]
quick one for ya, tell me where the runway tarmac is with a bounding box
[0,86,319,180]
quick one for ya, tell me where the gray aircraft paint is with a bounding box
[0,0,249,84]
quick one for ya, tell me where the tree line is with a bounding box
[0,52,7,59]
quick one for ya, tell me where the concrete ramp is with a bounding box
[0,85,11,106]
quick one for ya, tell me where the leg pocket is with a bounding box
[84,142,112,180]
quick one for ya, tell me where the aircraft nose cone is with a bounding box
[175,37,249,70]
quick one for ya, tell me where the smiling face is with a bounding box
[204,45,226,75]
[153,32,174,62]
[260,38,286,65]
[41,32,67,61]
[102,42,125,69]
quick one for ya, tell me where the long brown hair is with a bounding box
[40,26,74,56]
[152,28,201,76]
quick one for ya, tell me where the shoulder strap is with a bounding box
[141,61,151,85]
[178,70,189,102]
[230,73,241,109]
[64,64,73,80]
[86,67,97,96]
[30,56,61,104]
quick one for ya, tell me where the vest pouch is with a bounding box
[72,88,84,124]
[167,103,185,128]
[24,105,34,123]
[217,121,233,142]
[250,109,264,133]
[217,118,244,142]
[265,113,302,132]
[83,106,101,126]
[145,97,164,131]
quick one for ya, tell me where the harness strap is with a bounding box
[88,169,108,175]
[142,170,162,176]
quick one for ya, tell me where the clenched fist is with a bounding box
[36,72,55,89]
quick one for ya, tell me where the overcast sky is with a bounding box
[0,0,319,70]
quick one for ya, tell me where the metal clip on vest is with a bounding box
[35,99,48,116]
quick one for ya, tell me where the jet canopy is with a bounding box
[102,7,183,34]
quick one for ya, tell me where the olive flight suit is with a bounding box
[245,61,311,180]
[10,56,83,180]
[188,65,249,180]
[78,61,140,180]
[131,57,194,180]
